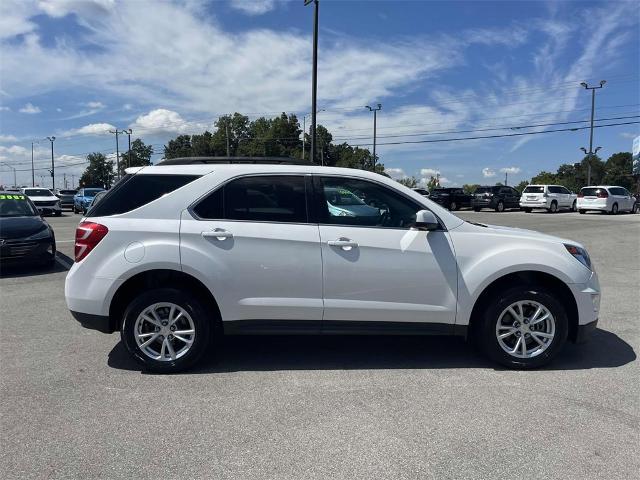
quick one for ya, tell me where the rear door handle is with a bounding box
[202,228,233,240]
[327,238,358,251]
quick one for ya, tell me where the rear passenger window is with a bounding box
[88,174,200,216]
[205,175,307,223]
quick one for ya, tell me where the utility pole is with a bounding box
[46,136,55,190]
[31,142,36,186]
[109,129,124,180]
[124,129,132,168]
[504,171,508,185]
[226,122,231,157]
[71,174,75,189]
[580,80,606,185]
[1,162,17,187]
[63,173,67,189]
[305,0,319,164]
[365,103,382,171]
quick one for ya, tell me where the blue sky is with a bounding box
[0,0,638,188]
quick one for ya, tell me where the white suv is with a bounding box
[577,185,636,214]
[519,185,577,213]
[65,158,601,372]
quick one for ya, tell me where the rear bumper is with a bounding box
[519,200,550,208]
[70,310,114,333]
[576,201,608,211]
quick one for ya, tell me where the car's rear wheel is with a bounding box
[523,208,532,213]
[495,201,504,212]
[610,203,618,215]
[579,209,586,214]
[571,200,577,212]
[121,288,212,373]
[473,207,481,212]
[477,285,568,369]
[548,201,558,213]
[449,201,457,211]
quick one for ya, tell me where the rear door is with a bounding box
[179,174,324,331]
[314,175,458,329]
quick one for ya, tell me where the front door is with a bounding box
[314,176,458,329]
[179,175,323,332]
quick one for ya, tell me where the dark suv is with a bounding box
[429,187,472,211]
[472,186,521,212]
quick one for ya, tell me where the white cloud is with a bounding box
[0,134,17,142]
[85,101,105,109]
[385,167,406,179]
[500,167,521,174]
[0,145,28,156]
[129,108,207,134]
[229,0,281,15]
[482,167,496,178]
[123,103,133,111]
[620,132,638,139]
[19,102,41,114]
[0,106,10,111]
[420,168,440,177]
[64,123,116,136]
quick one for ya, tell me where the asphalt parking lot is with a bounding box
[1,209,638,479]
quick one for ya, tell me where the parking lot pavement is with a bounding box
[1,211,638,479]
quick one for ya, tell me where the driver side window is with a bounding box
[316,177,421,229]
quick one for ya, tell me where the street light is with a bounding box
[46,136,55,190]
[124,128,133,168]
[304,0,319,164]
[580,80,606,185]
[302,109,325,161]
[365,103,382,171]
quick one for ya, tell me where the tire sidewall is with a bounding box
[121,288,212,373]
[479,286,568,369]
[450,201,457,211]
[496,201,504,212]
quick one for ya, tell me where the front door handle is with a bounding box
[202,228,233,241]
[327,237,358,251]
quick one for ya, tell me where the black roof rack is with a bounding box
[157,156,312,166]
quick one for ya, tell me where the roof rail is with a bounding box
[157,156,312,166]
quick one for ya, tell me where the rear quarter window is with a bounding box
[523,186,545,193]
[88,174,200,216]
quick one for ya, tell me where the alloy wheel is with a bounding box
[133,302,196,362]
[495,300,556,359]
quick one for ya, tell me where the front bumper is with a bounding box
[471,198,496,209]
[0,237,55,265]
[568,270,601,341]
[34,203,62,215]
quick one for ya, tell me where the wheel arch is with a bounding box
[108,269,221,333]
[467,271,579,343]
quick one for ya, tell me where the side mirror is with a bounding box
[413,210,439,231]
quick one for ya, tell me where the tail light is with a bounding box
[577,191,584,198]
[597,190,609,198]
[75,221,108,262]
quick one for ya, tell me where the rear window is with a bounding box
[24,189,53,196]
[88,174,200,216]
[581,187,604,196]
[523,186,544,193]
[58,190,76,195]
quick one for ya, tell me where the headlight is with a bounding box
[564,244,592,270]
[26,227,52,240]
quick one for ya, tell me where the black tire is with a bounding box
[634,203,640,214]
[473,207,481,212]
[121,288,213,373]
[73,205,78,214]
[55,210,62,217]
[449,201,457,211]
[495,201,504,212]
[477,285,568,369]
[523,208,532,213]
[610,203,618,215]
[548,201,558,213]
[42,244,57,269]
[579,209,586,214]
[571,200,577,212]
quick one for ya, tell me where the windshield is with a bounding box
[24,189,53,196]
[84,188,103,197]
[523,186,545,193]
[0,194,39,217]
[325,188,366,206]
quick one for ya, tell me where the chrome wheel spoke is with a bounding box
[139,333,160,349]
[531,331,553,339]
[520,335,527,356]
[498,328,516,339]
[529,313,550,326]
[531,333,546,347]
[173,329,195,335]
[497,300,555,359]
[165,339,177,361]
[173,334,193,345]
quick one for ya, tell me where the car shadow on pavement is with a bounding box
[0,260,68,278]
[107,328,635,374]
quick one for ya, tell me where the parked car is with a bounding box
[519,185,577,213]
[21,187,62,216]
[65,158,600,373]
[577,186,636,214]
[412,188,430,197]
[633,194,640,214]
[429,187,472,210]
[73,187,105,214]
[86,190,108,213]
[55,189,77,210]
[0,192,56,268]
[472,185,521,212]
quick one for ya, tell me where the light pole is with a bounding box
[580,146,602,183]
[580,80,606,185]
[302,109,325,161]
[305,0,319,164]
[46,136,55,190]
[124,128,133,168]
[365,104,382,171]
[1,162,17,187]
[31,141,38,186]
[109,129,126,179]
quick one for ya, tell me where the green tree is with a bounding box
[603,152,634,190]
[426,176,439,191]
[515,180,529,193]
[531,171,558,185]
[119,139,153,176]
[463,183,480,194]
[397,176,419,188]
[164,135,192,159]
[79,152,115,189]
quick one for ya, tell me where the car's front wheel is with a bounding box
[449,201,458,211]
[477,285,568,369]
[495,201,504,212]
[121,288,212,373]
